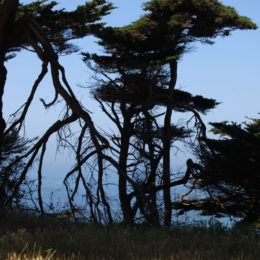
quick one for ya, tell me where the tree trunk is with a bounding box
[148,163,159,225]
[0,65,6,139]
[162,60,177,226]
[118,110,134,223]
[0,0,19,155]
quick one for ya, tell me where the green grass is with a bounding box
[0,210,259,259]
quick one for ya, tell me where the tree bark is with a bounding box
[0,65,6,138]
[118,111,134,223]
[162,60,177,226]
[145,111,160,225]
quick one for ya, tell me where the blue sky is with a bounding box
[7,0,259,126]
[3,0,260,181]
[178,0,260,124]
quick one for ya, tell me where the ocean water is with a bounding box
[22,168,237,228]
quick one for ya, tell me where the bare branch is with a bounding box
[5,61,48,134]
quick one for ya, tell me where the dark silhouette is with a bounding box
[174,118,260,225]
[0,0,257,225]
[83,0,256,225]
[0,129,35,208]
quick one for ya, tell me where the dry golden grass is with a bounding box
[0,210,259,259]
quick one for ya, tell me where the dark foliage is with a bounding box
[174,118,260,224]
[82,0,256,225]
[0,129,34,208]
[3,0,114,58]
[0,0,258,226]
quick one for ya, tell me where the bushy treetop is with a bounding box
[83,0,257,112]
[91,0,257,66]
[143,0,257,37]
[2,0,114,56]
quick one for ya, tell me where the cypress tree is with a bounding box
[84,0,256,225]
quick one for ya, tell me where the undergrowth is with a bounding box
[0,210,259,259]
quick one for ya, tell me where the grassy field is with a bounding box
[0,210,259,259]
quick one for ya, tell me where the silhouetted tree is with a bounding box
[84,0,256,225]
[0,0,113,217]
[0,0,257,225]
[174,118,260,225]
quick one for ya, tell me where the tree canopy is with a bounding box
[2,0,114,57]
[0,0,258,226]
[82,0,257,225]
[174,118,260,225]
